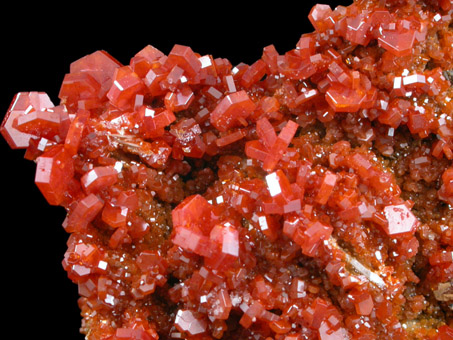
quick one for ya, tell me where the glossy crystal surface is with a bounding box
[2,0,453,339]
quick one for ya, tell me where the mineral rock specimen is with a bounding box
[2,0,453,339]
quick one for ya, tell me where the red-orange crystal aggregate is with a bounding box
[2,0,453,339]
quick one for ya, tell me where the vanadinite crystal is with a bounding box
[3,0,453,339]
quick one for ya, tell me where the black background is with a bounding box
[1,0,343,338]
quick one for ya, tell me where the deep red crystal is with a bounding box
[3,0,453,339]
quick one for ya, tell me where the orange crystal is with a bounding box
[2,0,453,339]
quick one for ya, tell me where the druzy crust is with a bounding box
[2,0,453,339]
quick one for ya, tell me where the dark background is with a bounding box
[1,0,343,338]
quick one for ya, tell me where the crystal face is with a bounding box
[2,0,453,339]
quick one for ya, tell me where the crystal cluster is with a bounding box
[2,0,453,339]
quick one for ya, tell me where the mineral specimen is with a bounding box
[2,0,453,339]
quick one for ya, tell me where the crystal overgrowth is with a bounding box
[2,0,453,339]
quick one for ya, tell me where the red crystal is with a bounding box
[130,45,165,78]
[215,128,246,147]
[13,105,66,141]
[349,289,374,315]
[172,194,215,232]
[113,328,156,340]
[171,226,213,257]
[1,92,54,149]
[205,223,240,270]
[382,203,419,237]
[240,59,267,88]
[62,241,106,282]
[102,201,128,228]
[315,170,337,205]
[80,166,119,195]
[170,118,206,159]
[210,90,256,132]
[345,13,372,46]
[165,44,202,80]
[58,72,102,110]
[299,221,333,257]
[3,1,453,339]
[174,309,207,336]
[139,106,176,139]
[319,321,349,340]
[64,109,89,155]
[69,50,122,101]
[434,325,453,340]
[325,83,365,113]
[256,117,277,149]
[308,4,333,33]
[35,145,74,206]
[262,120,299,172]
[265,169,293,203]
[164,85,194,112]
[378,25,416,57]
[106,66,145,110]
[64,194,104,233]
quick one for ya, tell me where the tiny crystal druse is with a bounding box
[1,0,453,339]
